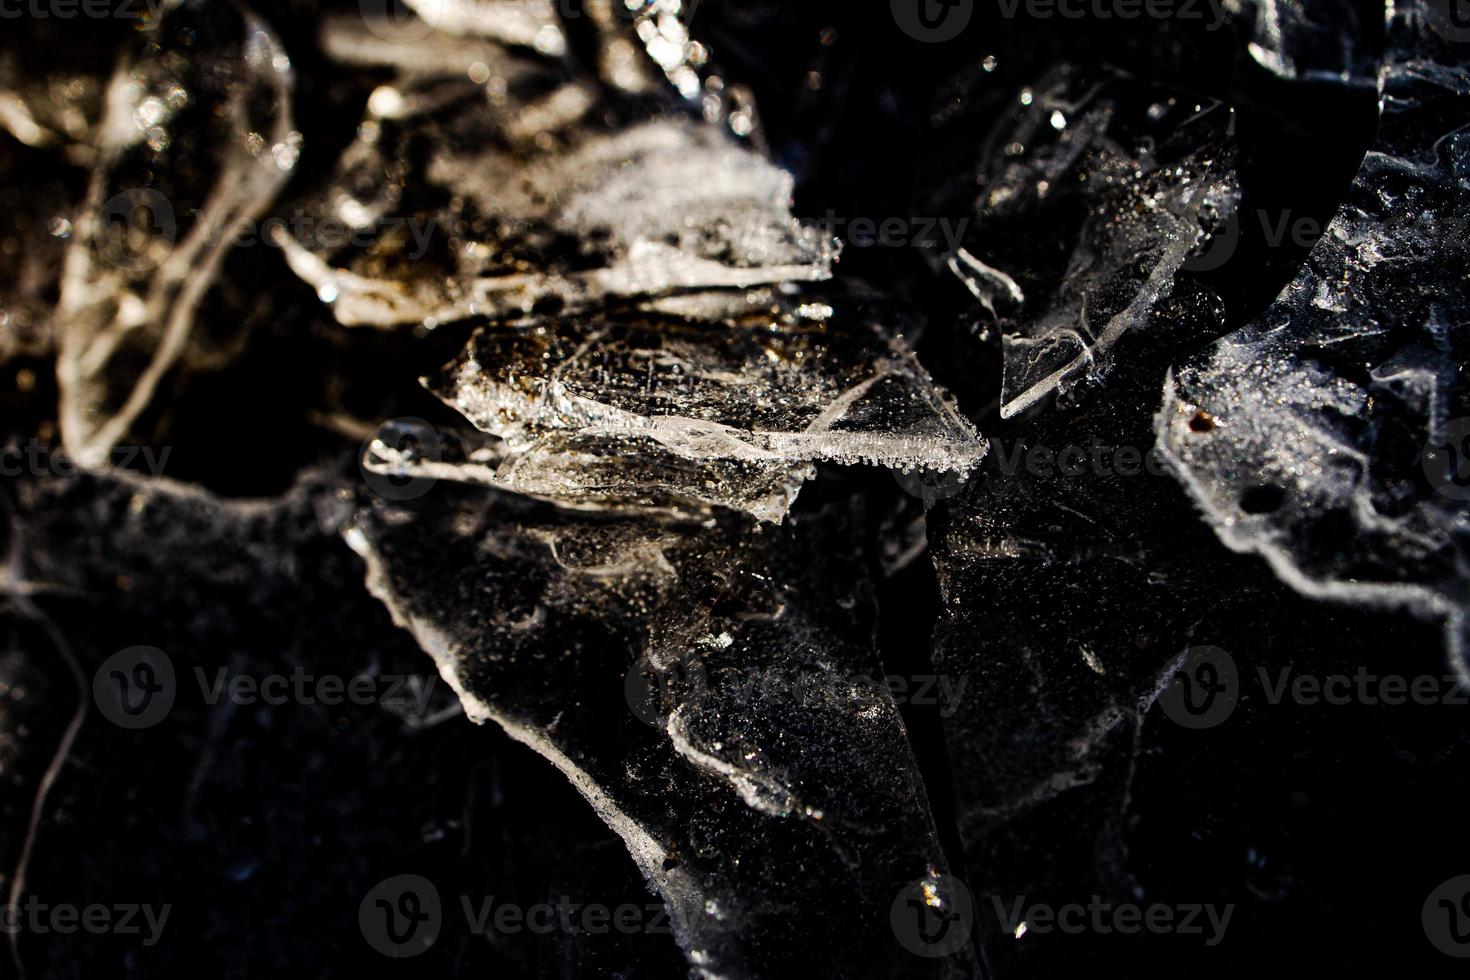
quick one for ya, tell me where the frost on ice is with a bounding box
[359,292,984,522]
[1156,4,1470,673]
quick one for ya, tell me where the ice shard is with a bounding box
[362,419,814,524]
[345,487,976,977]
[1156,1,1470,672]
[399,0,568,53]
[929,67,1238,418]
[53,0,299,463]
[365,290,984,521]
[277,20,833,331]
[433,297,981,468]
[1224,0,1380,85]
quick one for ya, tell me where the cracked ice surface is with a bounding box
[932,67,1238,418]
[1156,1,1470,673]
[371,291,985,521]
[5,0,1465,977]
[344,487,974,978]
[362,418,814,524]
[432,298,983,468]
[276,19,834,331]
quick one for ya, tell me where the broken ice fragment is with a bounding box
[321,13,552,79]
[362,422,812,523]
[360,289,980,522]
[931,68,1238,418]
[399,0,566,53]
[54,2,298,463]
[1155,1,1470,672]
[345,487,974,978]
[276,54,836,329]
[428,299,986,477]
[280,18,829,332]
[1224,0,1380,86]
